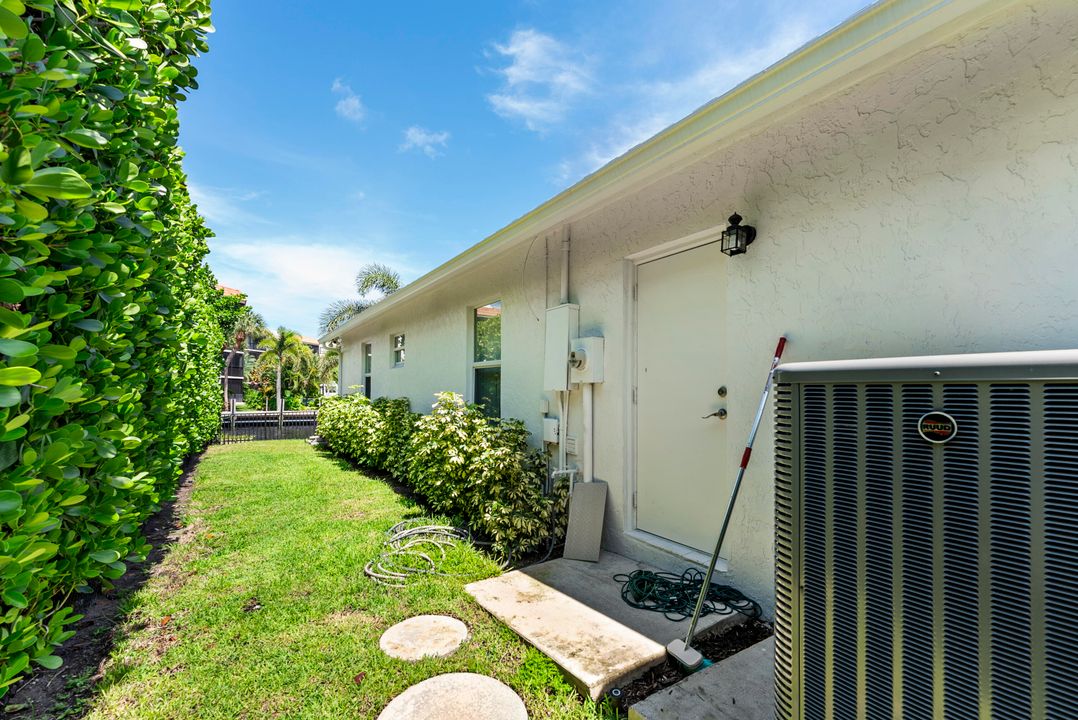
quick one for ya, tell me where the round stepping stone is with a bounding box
[377,673,527,720]
[379,615,469,661]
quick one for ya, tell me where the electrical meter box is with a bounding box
[569,336,605,384]
[543,304,579,391]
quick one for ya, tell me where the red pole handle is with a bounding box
[774,336,788,361]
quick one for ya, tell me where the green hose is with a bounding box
[613,568,761,622]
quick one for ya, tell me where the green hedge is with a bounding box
[0,0,218,694]
[318,392,568,558]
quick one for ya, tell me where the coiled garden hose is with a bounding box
[363,520,473,587]
[613,568,762,622]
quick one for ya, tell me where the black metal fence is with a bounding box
[214,410,318,444]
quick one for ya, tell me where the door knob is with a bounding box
[702,409,727,419]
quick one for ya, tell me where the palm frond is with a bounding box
[319,299,371,335]
[355,263,401,297]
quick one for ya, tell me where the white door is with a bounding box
[636,242,727,553]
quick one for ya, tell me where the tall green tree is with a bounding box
[319,263,402,334]
[258,327,308,413]
[222,307,266,406]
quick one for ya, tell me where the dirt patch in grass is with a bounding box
[333,498,371,520]
[610,618,774,712]
[3,455,202,719]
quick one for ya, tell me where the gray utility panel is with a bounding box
[772,349,1078,720]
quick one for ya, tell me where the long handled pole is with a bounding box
[682,335,788,649]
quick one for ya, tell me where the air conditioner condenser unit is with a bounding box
[773,349,1078,719]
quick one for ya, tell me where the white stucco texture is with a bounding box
[335,2,1078,616]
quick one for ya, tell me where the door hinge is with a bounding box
[632,387,638,404]
[633,283,638,300]
[632,491,638,509]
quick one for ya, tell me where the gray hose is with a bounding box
[363,519,474,587]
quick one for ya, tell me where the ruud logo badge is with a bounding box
[918,411,958,444]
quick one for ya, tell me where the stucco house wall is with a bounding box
[332,1,1078,615]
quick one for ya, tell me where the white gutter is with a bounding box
[320,0,1016,346]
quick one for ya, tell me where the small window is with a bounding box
[362,342,373,397]
[473,302,501,417]
[392,334,406,367]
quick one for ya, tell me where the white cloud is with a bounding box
[486,29,591,131]
[189,183,269,229]
[209,237,415,337]
[556,19,814,184]
[331,78,366,123]
[400,126,450,158]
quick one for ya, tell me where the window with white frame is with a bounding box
[392,333,405,367]
[473,301,501,417]
[362,342,372,397]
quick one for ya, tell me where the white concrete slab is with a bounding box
[628,637,776,720]
[465,552,747,700]
[520,553,745,646]
[379,615,469,661]
[377,673,527,720]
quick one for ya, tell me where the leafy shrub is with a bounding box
[0,0,217,694]
[318,392,566,558]
[371,396,416,478]
[317,393,382,467]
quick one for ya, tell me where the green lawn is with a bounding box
[83,441,601,719]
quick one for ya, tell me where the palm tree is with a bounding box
[258,326,308,413]
[319,263,402,334]
[317,347,341,391]
[223,307,266,407]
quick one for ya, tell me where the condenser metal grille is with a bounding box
[773,350,1078,720]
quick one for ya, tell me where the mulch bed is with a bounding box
[3,455,201,719]
[610,617,774,711]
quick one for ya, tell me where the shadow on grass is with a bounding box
[314,448,428,516]
[3,455,202,720]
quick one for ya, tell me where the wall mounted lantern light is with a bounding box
[720,212,756,257]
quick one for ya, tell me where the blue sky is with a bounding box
[180,0,870,338]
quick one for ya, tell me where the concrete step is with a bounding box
[628,637,776,720]
[465,552,745,701]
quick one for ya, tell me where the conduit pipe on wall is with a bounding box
[557,230,571,482]
[582,382,593,483]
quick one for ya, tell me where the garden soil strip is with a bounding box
[610,619,774,711]
[3,456,201,719]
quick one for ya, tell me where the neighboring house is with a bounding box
[321,0,1078,615]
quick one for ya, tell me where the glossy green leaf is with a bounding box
[2,589,27,609]
[0,386,20,407]
[16,543,57,565]
[0,490,21,513]
[1,148,33,185]
[38,345,76,361]
[32,655,62,670]
[14,198,48,222]
[73,319,104,332]
[21,33,45,63]
[0,7,27,39]
[22,167,94,200]
[0,279,25,303]
[0,366,42,386]
[90,549,121,564]
[60,129,108,149]
[0,339,37,357]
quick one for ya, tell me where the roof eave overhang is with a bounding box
[320,0,1017,346]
